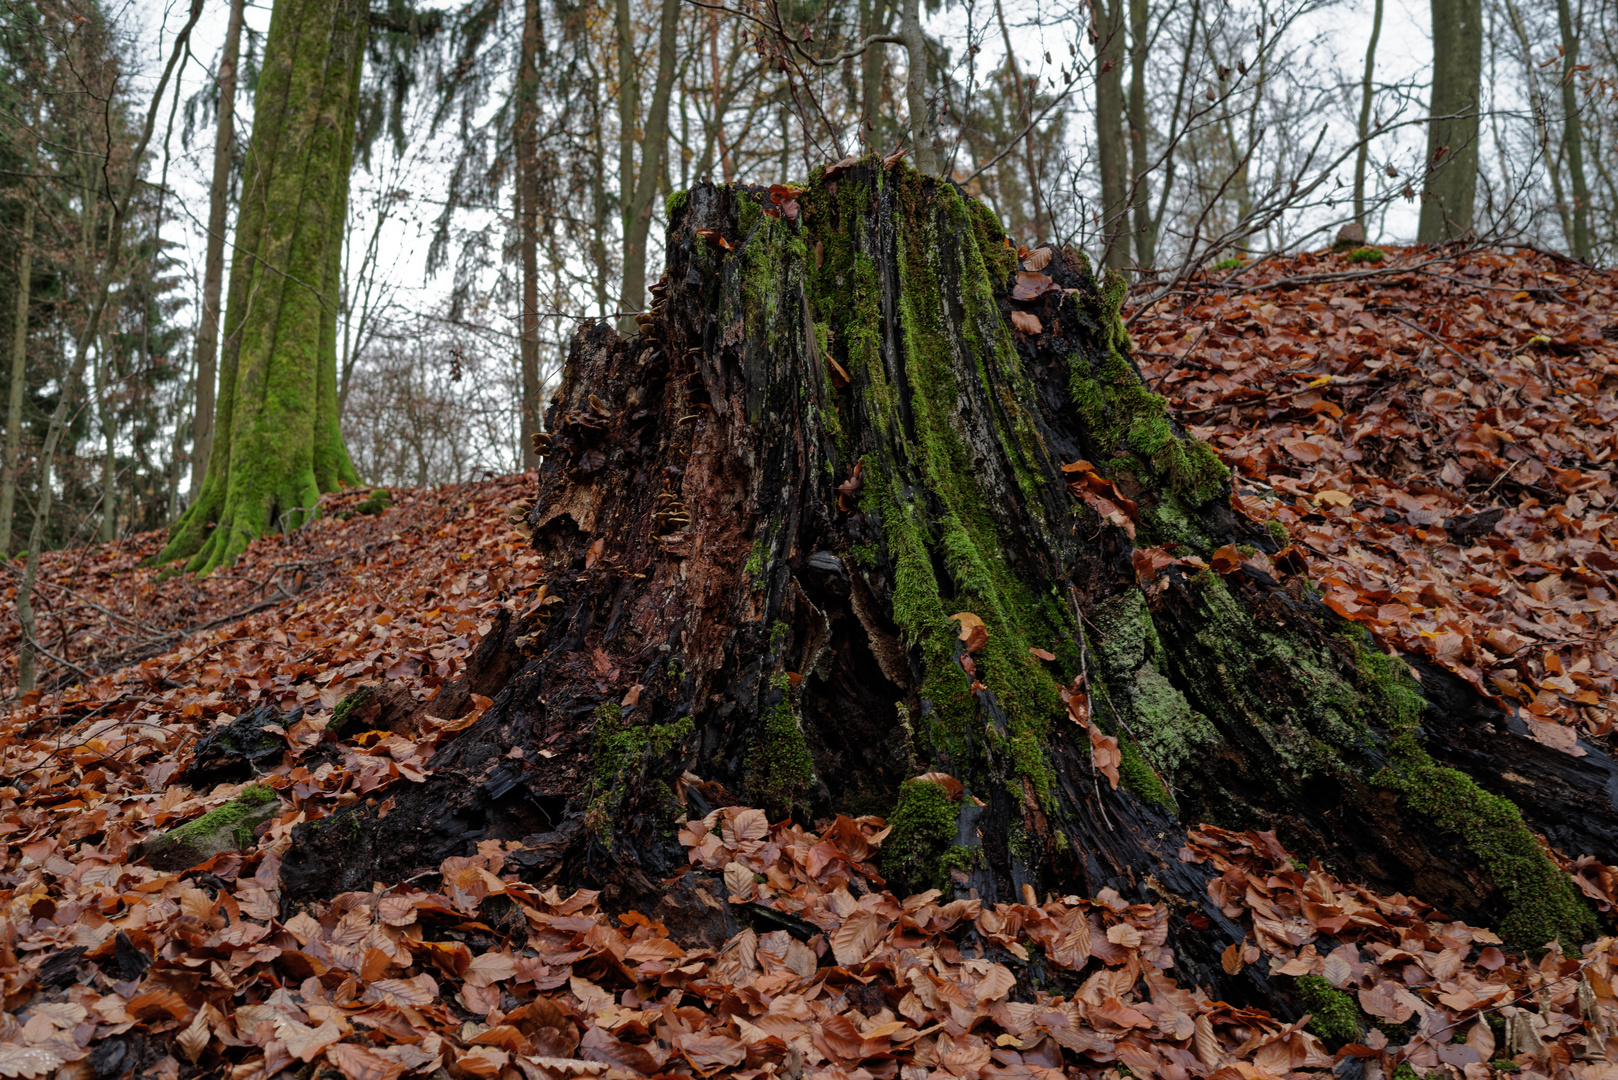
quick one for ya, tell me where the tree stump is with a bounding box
[282,160,1616,1017]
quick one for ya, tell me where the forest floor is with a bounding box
[0,245,1614,1080]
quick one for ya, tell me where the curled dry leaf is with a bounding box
[1010,310,1043,335]
[1022,246,1053,271]
[1012,272,1060,301]
[949,611,989,652]
[914,771,964,799]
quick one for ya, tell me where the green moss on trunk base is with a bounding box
[327,685,374,736]
[586,703,693,848]
[746,676,816,817]
[144,784,279,871]
[1374,736,1595,950]
[882,779,960,895]
[1295,975,1363,1043]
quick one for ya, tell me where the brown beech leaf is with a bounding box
[1010,310,1043,334]
[914,771,965,799]
[325,1043,407,1080]
[822,154,860,180]
[1210,544,1244,574]
[1133,547,1178,583]
[1012,271,1058,300]
[950,611,989,652]
[694,228,733,251]
[1022,246,1053,271]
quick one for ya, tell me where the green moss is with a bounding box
[737,193,762,236]
[1118,736,1176,812]
[1063,268,1229,548]
[327,686,374,736]
[586,703,694,848]
[144,784,280,871]
[1349,634,1424,734]
[1374,734,1595,950]
[938,845,980,880]
[1296,975,1363,1043]
[1492,1062,1522,1073]
[1088,591,1220,777]
[1266,519,1292,548]
[1211,257,1246,271]
[745,677,816,816]
[1345,247,1384,263]
[882,779,960,894]
[965,198,1018,285]
[340,488,391,520]
[1390,1065,1420,1080]
[665,188,689,222]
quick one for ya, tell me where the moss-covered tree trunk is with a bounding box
[160,0,363,574]
[283,161,1615,1013]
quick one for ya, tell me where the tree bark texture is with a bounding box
[1418,0,1483,242]
[616,0,681,336]
[1094,0,1129,271]
[161,0,364,574]
[1127,0,1152,271]
[1554,0,1589,260]
[1353,0,1383,227]
[283,163,1616,1011]
[899,0,936,175]
[0,199,34,556]
[517,0,544,470]
[189,0,246,502]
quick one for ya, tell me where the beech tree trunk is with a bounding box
[1418,0,1483,242]
[283,163,1616,1014]
[160,0,364,573]
[189,0,246,501]
[1094,0,1129,271]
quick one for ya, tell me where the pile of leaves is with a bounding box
[1129,246,1618,752]
[1184,825,1618,1078]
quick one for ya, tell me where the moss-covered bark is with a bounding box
[284,161,1612,989]
[144,785,280,872]
[159,0,363,574]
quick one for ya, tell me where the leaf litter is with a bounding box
[0,246,1614,1078]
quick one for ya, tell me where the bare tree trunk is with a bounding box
[1353,0,1383,226]
[0,200,34,556]
[1418,0,1483,241]
[15,1,204,690]
[708,13,733,183]
[996,0,1046,241]
[861,0,893,153]
[190,0,245,500]
[96,323,117,543]
[1502,0,1571,243]
[1126,0,1152,269]
[616,0,681,335]
[517,0,544,468]
[899,0,936,174]
[1555,0,1589,259]
[1094,0,1129,270]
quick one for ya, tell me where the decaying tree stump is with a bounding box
[282,160,1617,1016]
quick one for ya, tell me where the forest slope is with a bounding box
[0,245,1614,1080]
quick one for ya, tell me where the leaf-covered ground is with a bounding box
[0,247,1616,1080]
[1131,246,1616,750]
